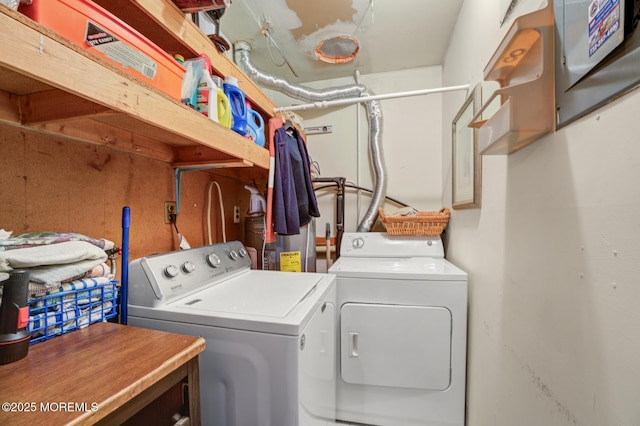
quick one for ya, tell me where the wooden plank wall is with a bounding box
[0,125,254,276]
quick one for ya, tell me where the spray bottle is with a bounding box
[244,185,266,216]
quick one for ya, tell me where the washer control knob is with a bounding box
[182,261,196,273]
[238,248,247,258]
[229,250,239,260]
[164,265,180,278]
[352,237,365,249]
[206,254,221,268]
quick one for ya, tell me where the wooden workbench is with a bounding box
[0,322,205,425]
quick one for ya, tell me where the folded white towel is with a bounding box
[0,241,108,284]
[383,206,418,217]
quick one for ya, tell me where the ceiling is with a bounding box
[205,0,464,84]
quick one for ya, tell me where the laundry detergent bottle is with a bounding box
[223,76,247,136]
[217,88,232,128]
[246,108,265,147]
[195,54,218,122]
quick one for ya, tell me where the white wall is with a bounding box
[443,1,640,425]
[266,66,444,240]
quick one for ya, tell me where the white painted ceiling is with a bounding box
[207,0,464,84]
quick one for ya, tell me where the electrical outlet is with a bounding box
[164,201,176,224]
[234,205,240,223]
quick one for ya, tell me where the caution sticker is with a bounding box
[280,251,301,272]
[84,22,158,80]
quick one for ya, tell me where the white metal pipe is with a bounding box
[273,84,470,113]
[354,70,362,225]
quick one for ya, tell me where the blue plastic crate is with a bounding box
[27,280,118,344]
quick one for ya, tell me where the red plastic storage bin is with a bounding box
[20,0,185,100]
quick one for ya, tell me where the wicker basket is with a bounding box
[378,207,450,236]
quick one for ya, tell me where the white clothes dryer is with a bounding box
[127,241,336,426]
[329,232,468,426]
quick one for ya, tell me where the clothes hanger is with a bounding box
[277,111,290,129]
[287,114,297,131]
[280,112,294,132]
[285,119,294,131]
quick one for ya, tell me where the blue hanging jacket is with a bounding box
[273,126,320,235]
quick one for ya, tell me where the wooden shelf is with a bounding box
[0,5,270,170]
[92,0,278,120]
[470,1,555,155]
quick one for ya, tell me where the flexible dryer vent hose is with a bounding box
[234,41,386,232]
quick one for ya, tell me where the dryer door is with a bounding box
[341,303,451,390]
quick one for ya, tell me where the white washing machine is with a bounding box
[127,240,336,426]
[329,232,468,426]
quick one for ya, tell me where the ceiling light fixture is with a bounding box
[315,35,360,64]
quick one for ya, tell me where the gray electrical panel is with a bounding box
[555,0,640,127]
[560,0,626,91]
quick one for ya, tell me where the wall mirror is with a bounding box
[452,83,482,209]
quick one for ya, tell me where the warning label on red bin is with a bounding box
[85,21,157,79]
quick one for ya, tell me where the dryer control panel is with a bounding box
[340,232,444,258]
[128,240,251,307]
